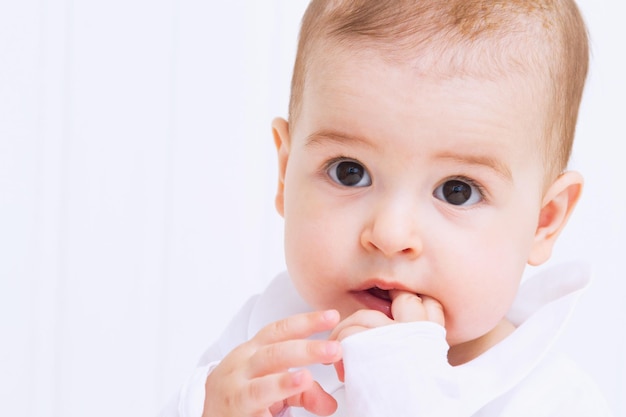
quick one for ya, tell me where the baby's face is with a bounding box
[275,47,550,350]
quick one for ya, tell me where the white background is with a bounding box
[0,1,624,416]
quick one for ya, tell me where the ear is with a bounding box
[527,171,584,266]
[272,117,291,217]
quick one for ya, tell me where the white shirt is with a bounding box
[162,263,612,417]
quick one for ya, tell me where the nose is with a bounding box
[360,197,423,259]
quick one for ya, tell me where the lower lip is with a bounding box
[351,290,392,318]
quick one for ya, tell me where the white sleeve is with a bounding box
[340,321,463,417]
[341,322,615,417]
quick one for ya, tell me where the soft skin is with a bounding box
[272,47,583,366]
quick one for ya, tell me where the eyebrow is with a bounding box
[435,151,513,182]
[305,129,376,150]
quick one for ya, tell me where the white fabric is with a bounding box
[177,364,212,417]
[162,263,612,417]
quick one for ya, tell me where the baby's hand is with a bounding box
[202,310,343,417]
[332,291,444,340]
[389,290,444,325]
[330,292,444,381]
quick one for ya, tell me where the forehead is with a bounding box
[296,25,554,130]
[307,45,544,127]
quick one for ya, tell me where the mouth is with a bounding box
[367,286,391,301]
[352,286,394,318]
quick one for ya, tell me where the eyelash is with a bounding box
[322,155,362,174]
[324,155,357,167]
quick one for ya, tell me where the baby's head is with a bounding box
[271,0,589,361]
[288,0,589,181]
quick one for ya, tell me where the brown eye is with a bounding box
[328,160,371,187]
[434,179,482,206]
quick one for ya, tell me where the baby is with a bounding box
[163,0,613,416]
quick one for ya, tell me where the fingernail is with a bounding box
[323,310,339,322]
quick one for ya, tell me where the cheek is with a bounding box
[283,174,362,267]
[282,191,351,303]
[471,202,540,267]
[284,191,332,257]
[437,215,535,343]
[442,264,521,346]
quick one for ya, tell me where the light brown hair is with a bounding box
[288,0,589,178]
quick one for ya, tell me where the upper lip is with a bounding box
[355,278,417,294]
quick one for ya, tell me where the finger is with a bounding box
[242,369,314,415]
[254,310,340,345]
[329,309,391,342]
[390,290,426,322]
[285,380,338,416]
[422,295,445,326]
[248,339,342,377]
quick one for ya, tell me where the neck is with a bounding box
[447,319,516,366]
